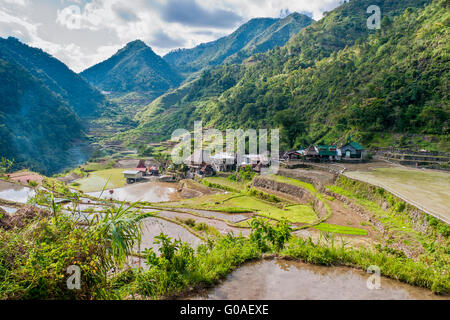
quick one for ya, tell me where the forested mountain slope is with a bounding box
[119,0,448,151]
[0,58,85,174]
[0,37,104,117]
[164,13,313,77]
[81,40,182,99]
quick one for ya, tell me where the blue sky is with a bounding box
[0,0,342,72]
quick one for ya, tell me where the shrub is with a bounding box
[250,218,292,253]
[183,218,196,228]
[28,180,38,188]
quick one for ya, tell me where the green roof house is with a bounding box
[317,145,338,158]
[340,142,365,159]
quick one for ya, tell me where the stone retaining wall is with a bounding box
[252,176,328,219]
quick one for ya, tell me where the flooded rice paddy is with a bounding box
[158,211,250,236]
[345,168,450,224]
[192,260,447,300]
[181,208,251,223]
[88,182,180,203]
[0,206,18,214]
[140,217,203,249]
[0,181,35,203]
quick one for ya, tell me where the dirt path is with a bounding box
[324,198,380,240]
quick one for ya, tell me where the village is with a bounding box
[121,140,368,183]
[1,135,449,300]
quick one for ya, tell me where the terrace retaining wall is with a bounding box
[252,176,329,219]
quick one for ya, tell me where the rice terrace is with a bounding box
[0,0,448,311]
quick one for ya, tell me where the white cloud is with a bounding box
[0,0,342,72]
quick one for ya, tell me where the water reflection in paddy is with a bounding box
[0,206,18,214]
[158,211,250,236]
[182,209,251,223]
[87,182,179,203]
[0,181,35,203]
[191,260,447,300]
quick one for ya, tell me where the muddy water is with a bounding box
[0,206,18,214]
[158,211,250,236]
[192,260,446,300]
[183,209,251,223]
[0,181,35,203]
[87,182,180,203]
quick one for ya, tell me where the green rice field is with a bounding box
[72,168,129,193]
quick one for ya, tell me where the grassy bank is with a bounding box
[113,231,449,299]
[1,202,448,300]
[282,237,449,294]
[327,176,449,272]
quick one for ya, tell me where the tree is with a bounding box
[138,145,154,157]
[274,109,305,148]
[0,157,14,174]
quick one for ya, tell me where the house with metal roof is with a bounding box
[123,170,143,184]
[316,145,338,160]
[339,142,366,159]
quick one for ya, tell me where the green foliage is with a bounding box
[27,180,38,188]
[247,188,281,203]
[250,217,292,253]
[123,0,447,150]
[92,203,144,268]
[0,185,147,300]
[228,165,256,183]
[143,234,194,274]
[136,234,260,299]
[164,13,313,77]
[137,145,154,157]
[275,110,306,147]
[0,214,110,299]
[314,223,368,236]
[0,157,14,174]
[283,236,449,294]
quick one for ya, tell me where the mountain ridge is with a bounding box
[0,56,86,174]
[0,37,104,117]
[163,13,314,77]
[114,0,447,152]
[80,40,182,98]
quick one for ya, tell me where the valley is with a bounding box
[0,151,449,299]
[0,0,448,302]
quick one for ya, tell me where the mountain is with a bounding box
[0,37,104,117]
[0,57,86,175]
[115,0,448,151]
[164,13,314,77]
[80,40,182,100]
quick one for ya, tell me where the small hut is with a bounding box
[340,142,366,159]
[123,170,143,184]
